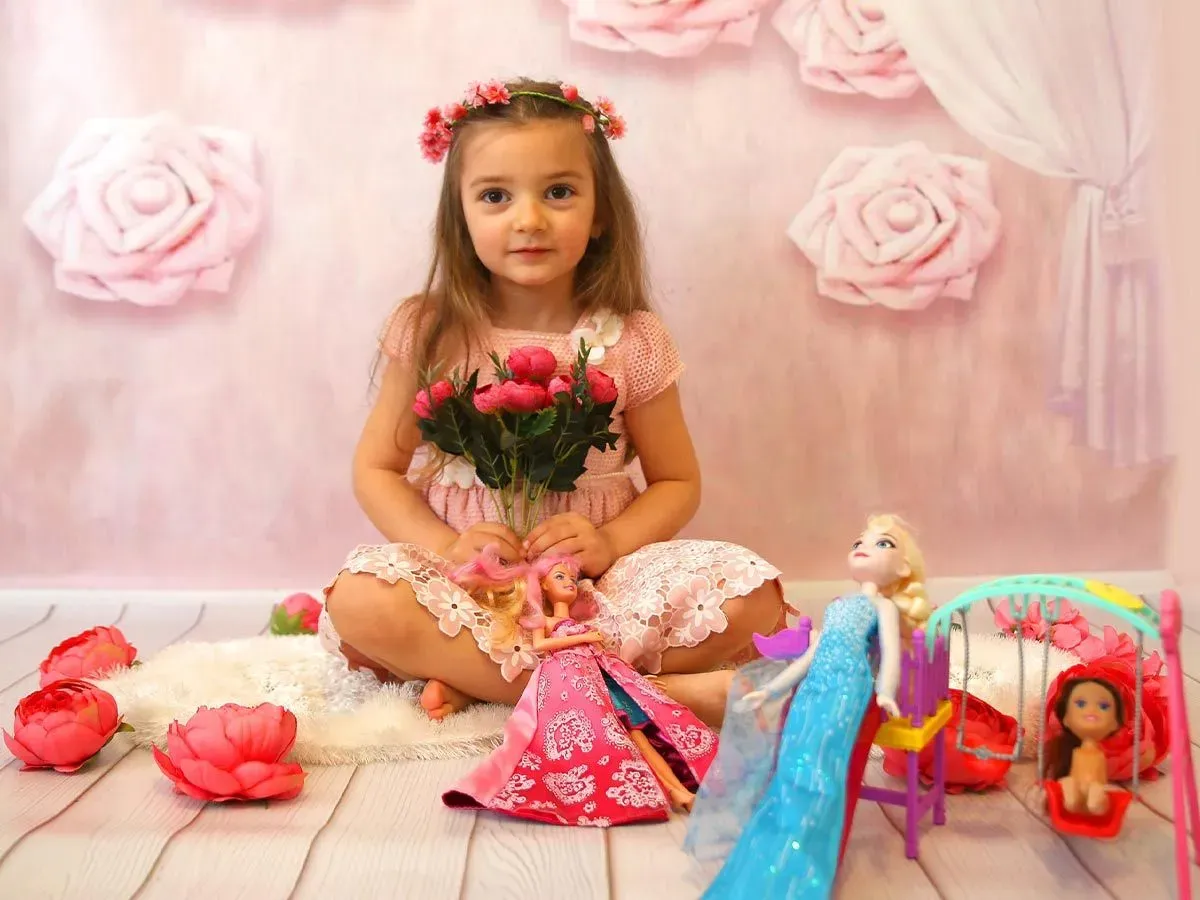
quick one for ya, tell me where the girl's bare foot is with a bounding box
[419,679,475,721]
[651,670,736,728]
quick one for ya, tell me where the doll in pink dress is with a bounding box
[442,547,719,826]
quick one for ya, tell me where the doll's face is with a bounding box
[1062,680,1120,741]
[541,564,578,605]
[848,527,911,588]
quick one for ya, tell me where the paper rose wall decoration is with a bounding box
[772,0,922,99]
[787,142,1001,311]
[560,0,774,57]
[24,113,264,307]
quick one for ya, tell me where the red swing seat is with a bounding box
[1043,779,1134,839]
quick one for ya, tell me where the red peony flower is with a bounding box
[585,366,618,404]
[547,374,575,399]
[506,346,558,383]
[4,679,128,773]
[496,379,549,413]
[153,703,306,802]
[882,690,1018,793]
[413,379,453,419]
[1045,656,1169,781]
[39,625,137,687]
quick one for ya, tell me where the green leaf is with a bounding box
[523,408,557,438]
[117,722,136,733]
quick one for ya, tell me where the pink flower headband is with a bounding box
[419,80,627,163]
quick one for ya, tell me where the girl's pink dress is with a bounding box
[319,303,790,679]
[442,618,719,826]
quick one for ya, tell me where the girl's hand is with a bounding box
[441,523,524,566]
[524,513,617,578]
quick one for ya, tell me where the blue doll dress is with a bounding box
[683,592,880,899]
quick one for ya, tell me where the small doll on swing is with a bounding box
[440,546,719,827]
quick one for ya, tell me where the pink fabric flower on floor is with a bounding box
[4,680,129,773]
[560,0,774,57]
[24,112,264,307]
[993,600,1104,659]
[772,0,923,99]
[269,593,324,636]
[788,142,1001,311]
[38,625,138,687]
[1075,624,1166,673]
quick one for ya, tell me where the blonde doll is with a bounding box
[318,77,787,722]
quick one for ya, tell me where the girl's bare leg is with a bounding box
[652,581,784,727]
[325,572,530,719]
[629,730,694,812]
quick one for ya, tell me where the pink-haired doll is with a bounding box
[441,546,718,826]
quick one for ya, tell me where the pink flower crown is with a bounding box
[419,80,627,163]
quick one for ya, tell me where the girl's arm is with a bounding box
[872,596,902,716]
[531,629,605,653]
[352,357,459,552]
[598,385,702,558]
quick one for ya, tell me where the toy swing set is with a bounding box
[840,577,1199,898]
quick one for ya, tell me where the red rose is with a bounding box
[39,625,137,687]
[496,379,549,413]
[585,367,618,404]
[4,679,125,773]
[473,384,503,414]
[413,379,453,419]
[882,690,1018,793]
[1045,656,1169,781]
[547,374,575,399]
[506,346,557,383]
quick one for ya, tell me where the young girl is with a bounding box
[319,77,787,724]
[441,547,717,825]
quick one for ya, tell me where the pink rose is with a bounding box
[473,384,503,414]
[413,379,454,419]
[497,379,550,413]
[506,346,558,383]
[585,367,618,404]
[560,0,773,57]
[772,0,923,99]
[39,626,138,687]
[788,142,1001,311]
[23,113,263,307]
[547,374,576,399]
[4,680,126,773]
[269,592,323,635]
[152,703,306,802]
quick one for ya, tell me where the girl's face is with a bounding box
[458,119,600,294]
[848,526,911,588]
[1062,680,1120,741]
[541,563,579,605]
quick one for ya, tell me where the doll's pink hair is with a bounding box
[450,545,594,631]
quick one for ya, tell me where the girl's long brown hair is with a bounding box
[1043,677,1124,781]
[374,77,653,384]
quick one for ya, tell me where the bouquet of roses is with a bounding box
[413,341,620,536]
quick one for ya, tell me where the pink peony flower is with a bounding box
[994,599,1103,658]
[788,142,1001,311]
[473,384,503,414]
[1076,624,1166,674]
[496,380,550,413]
[39,626,138,687]
[506,346,558,383]
[547,374,576,399]
[585,367,618,404]
[413,379,454,419]
[269,593,323,636]
[560,0,774,57]
[772,0,923,100]
[4,680,127,773]
[560,83,580,102]
[23,113,263,307]
[152,703,306,802]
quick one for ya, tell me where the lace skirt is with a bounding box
[319,540,788,681]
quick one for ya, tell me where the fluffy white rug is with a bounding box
[94,635,509,766]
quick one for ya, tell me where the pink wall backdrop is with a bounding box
[0,0,1170,589]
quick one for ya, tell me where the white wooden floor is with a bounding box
[0,599,1196,899]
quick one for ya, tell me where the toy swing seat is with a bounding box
[1042,780,1134,839]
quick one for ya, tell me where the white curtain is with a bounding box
[880,0,1164,466]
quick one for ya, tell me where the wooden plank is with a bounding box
[869,762,1104,899]
[461,809,608,900]
[1006,763,1181,900]
[0,602,270,895]
[133,764,355,900]
[837,802,943,899]
[607,814,699,900]
[292,759,476,900]
[0,601,125,693]
[0,604,53,645]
